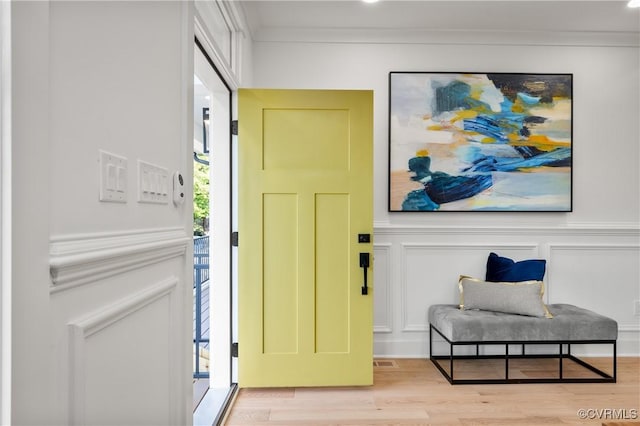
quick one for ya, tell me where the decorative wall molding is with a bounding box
[548,243,640,252]
[49,228,189,293]
[374,222,640,237]
[373,244,392,333]
[399,243,540,332]
[67,277,178,426]
[372,234,640,357]
[619,323,640,333]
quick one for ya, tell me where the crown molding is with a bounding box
[252,28,639,48]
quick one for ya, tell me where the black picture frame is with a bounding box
[388,71,573,212]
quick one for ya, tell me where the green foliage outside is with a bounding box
[193,161,209,236]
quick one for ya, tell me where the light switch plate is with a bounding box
[99,150,127,203]
[138,160,169,204]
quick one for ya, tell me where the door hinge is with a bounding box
[231,231,238,247]
[231,342,238,358]
[231,120,238,136]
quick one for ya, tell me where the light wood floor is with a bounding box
[224,357,640,425]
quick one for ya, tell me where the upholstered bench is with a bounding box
[428,304,618,384]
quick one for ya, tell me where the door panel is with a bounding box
[239,89,373,387]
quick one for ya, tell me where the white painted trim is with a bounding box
[374,223,640,237]
[252,28,640,48]
[619,323,640,333]
[68,277,178,426]
[49,228,189,293]
[548,243,640,251]
[180,2,194,424]
[217,0,245,85]
[194,1,243,90]
[373,243,392,333]
[0,0,10,422]
[195,39,233,389]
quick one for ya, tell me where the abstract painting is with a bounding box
[389,72,572,212]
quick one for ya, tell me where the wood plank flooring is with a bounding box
[224,358,640,425]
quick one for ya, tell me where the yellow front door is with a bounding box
[238,89,373,387]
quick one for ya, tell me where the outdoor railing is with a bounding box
[193,235,209,379]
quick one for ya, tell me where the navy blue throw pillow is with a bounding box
[485,252,546,282]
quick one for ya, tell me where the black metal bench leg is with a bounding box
[613,342,617,382]
[505,344,509,381]
[450,345,454,381]
[559,343,563,380]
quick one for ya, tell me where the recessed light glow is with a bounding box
[629,0,640,7]
[362,0,379,3]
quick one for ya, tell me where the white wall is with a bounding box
[11,1,194,424]
[250,34,640,356]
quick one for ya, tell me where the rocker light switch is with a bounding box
[138,160,169,204]
[99,150,127,203]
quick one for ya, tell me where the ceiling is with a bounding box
[239,0,640,40]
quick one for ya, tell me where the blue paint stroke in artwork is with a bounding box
[433,80,472,115]
[463,111,527,143]
[424,172,493,205]
[403,153,493,209]
[402,189,440,211]
[463,115,511,143]
[514,145,545,159]
[462,147,571,173]
[407,156,432,181]
[517,92,541,105]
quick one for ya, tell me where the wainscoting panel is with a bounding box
[373,244,392,333]
[548,244,640,333]
[68,277,179,426]
[400,243,540,332]
[373,224,640,357]
[50,226,190,425]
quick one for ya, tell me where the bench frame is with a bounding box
[430,324,617,385]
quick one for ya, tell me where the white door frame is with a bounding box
[0,1,12,422]
[194,41,232,389]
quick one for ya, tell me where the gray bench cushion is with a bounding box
[429,304,618,342]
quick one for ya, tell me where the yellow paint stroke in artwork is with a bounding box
[416,149,430,157]
[510,134,571,151]
[481,137,496,143]
[529,134,552,144]
[452,109,478,123]
[427,124,444,130]
[469,85,483,100]
[518,166,571,173]
[511,102,525,113]
[507,133,521,142]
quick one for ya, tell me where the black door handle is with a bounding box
[360,253,370,295]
